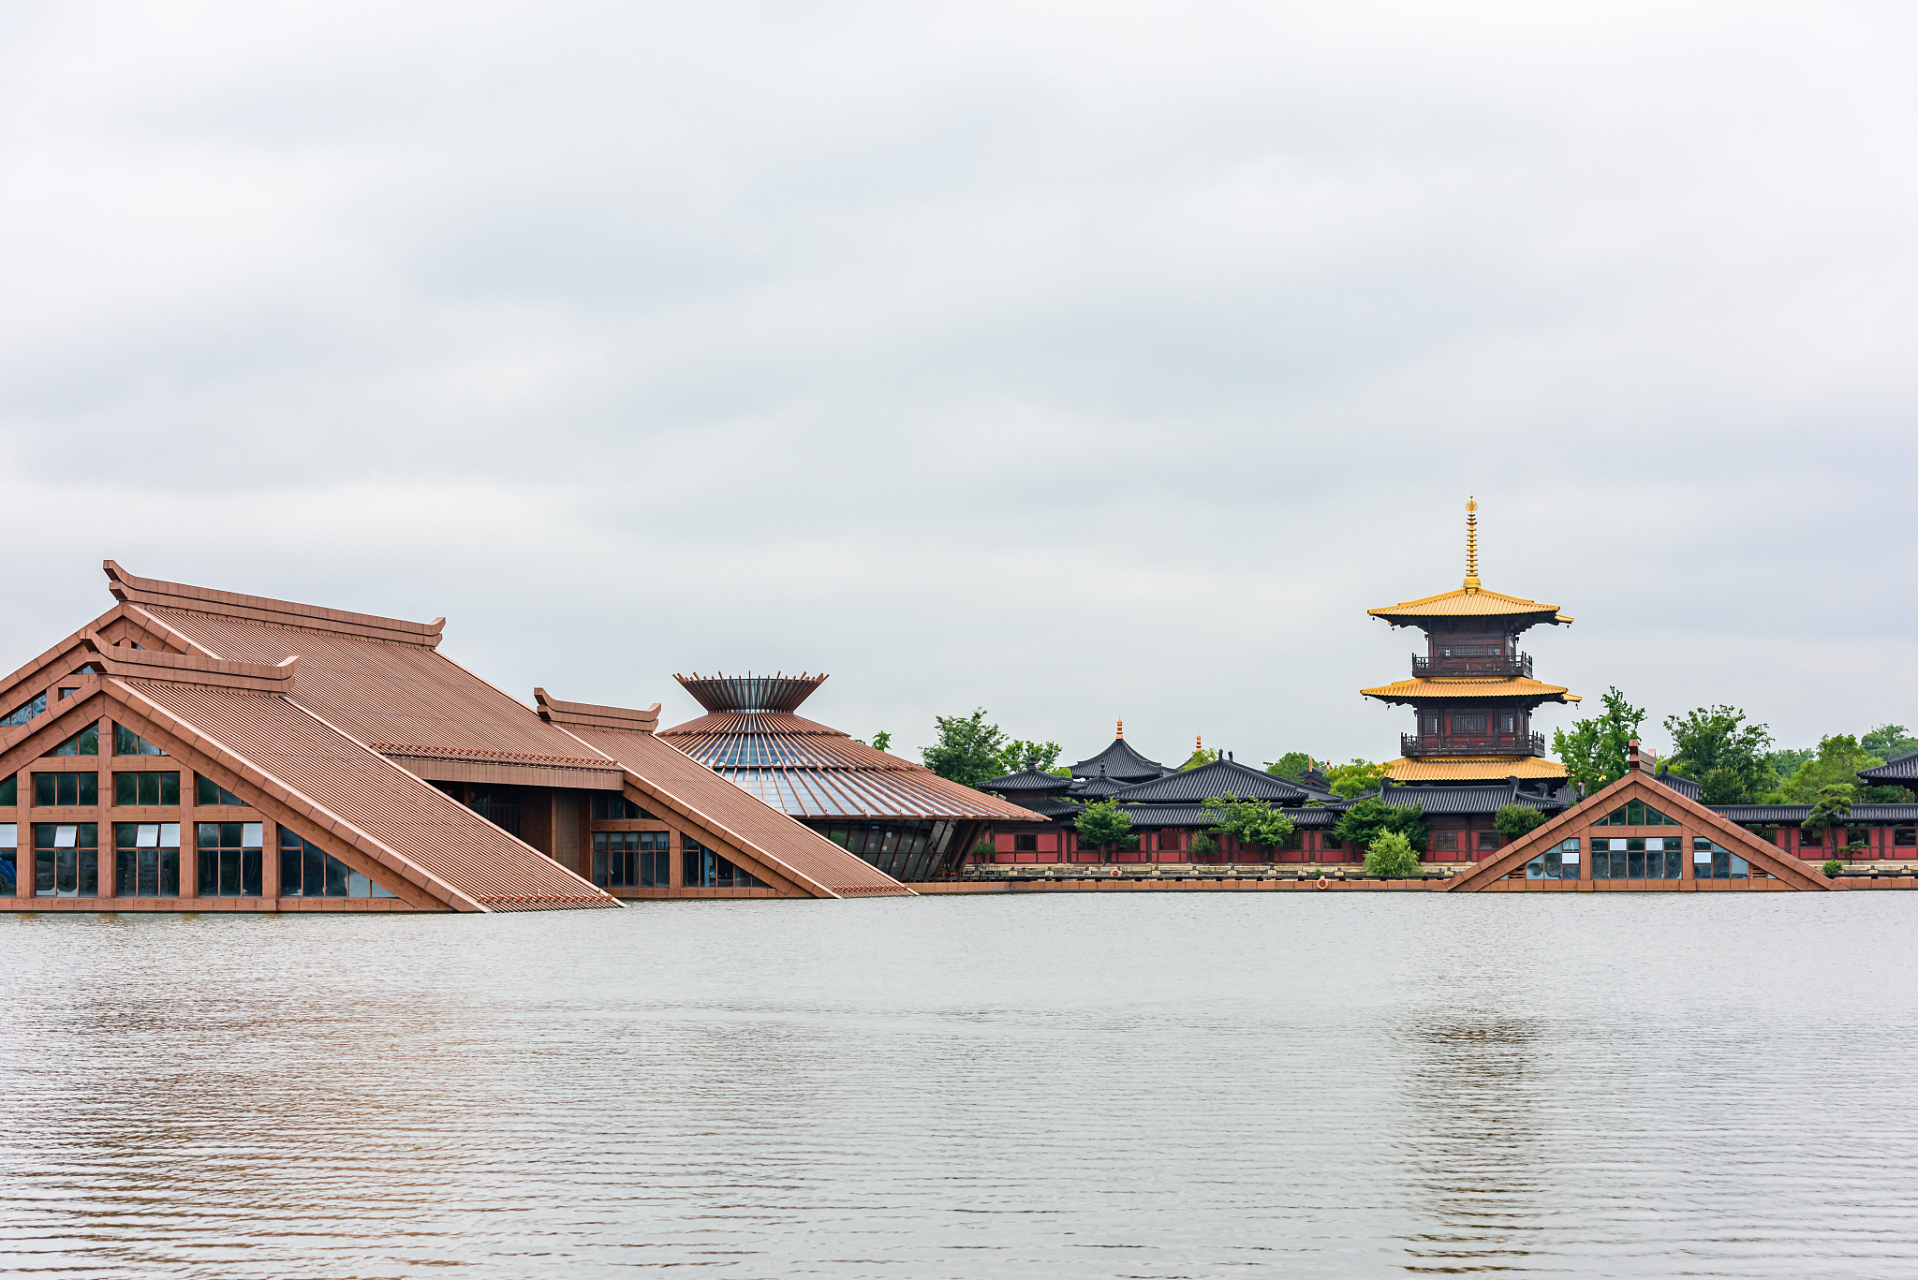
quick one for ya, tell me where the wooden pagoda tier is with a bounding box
[1364,500,1581,785]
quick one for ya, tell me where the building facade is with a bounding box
[1,564,909,911]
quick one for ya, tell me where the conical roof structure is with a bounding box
[658,673,1039,823]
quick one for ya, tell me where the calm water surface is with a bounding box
[2,894,1914,1278]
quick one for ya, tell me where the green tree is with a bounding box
[1201,792,1296,853]
[1552,687,1646,796]
[1863,723,1918,760]
[1334,798,1428,852]
[870,731,893,753]
[1323,758,1389,798]
[1364,829,1421,877]
[1074,799,1133,854]
[1179,747,1220,770]
[1778,735,1883,804]
[1493,804,1548,841]
[994,738,1063,776]
[1266,751,1313,778]
[1190,831,1218,858]
[922,709,1009,789]
[1803,783,1856,859]
[1662,705,1774,803]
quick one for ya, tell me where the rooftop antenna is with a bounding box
[1464,496,1481,593]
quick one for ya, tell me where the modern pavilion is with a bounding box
[655,673,1040,881]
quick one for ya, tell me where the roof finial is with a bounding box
[1116,719,1124,739]
[1463,496,1481,593]
[1195,734,1202,752]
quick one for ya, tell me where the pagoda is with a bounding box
[1361,499,1581,785]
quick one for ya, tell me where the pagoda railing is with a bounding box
[1402,732,1547,758]
[1412,652,1532,679]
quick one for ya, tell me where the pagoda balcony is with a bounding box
[1401,732,1547,759]
[1412,652,1533,679]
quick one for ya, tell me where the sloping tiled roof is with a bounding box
[1112,758,1310,804]
[1653,771,1703,801]
[981,767,1074,794]
[1076,769,1133,799]
[1375,780,1560,815]
[1709,803,1918,823]
[1368,584,1571,625]
[1360,676,1577,703]
[542,713,912,897]
[659,710,1040,821]
[121,677,611,909]
[1069,737,1167,782]
[1859,751,1918,784]
[1107,803,1343,828]
[1384,756,1570,782]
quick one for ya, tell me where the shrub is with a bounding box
[1365,829,1421,878]
[970,838,995,861]
[1822,859,1844,878]
[1075,799,1133,851]
[1190,832,1218,858]
[1493,804,1548,840]
[1202,792,1296,853]
[1336,798,1428,852]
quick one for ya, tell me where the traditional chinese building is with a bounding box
[1362,499,1581,789]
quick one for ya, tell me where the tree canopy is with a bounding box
[1364,830,1420,877]
[1202,792,1295,850]
[922,710,1010,789]
[1334,798,1427,851]
[997,738,1063,776]
[1552,687,1646,796]
[1179,746,1221,770]
[1265,751,1312,778]
[1323,758,1388,798]
[1493,804,1548,840]
[1663,705,1774,803]
[1074,799,1133,850]
[1772,735,1885,804]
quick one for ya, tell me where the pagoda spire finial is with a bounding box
[1463,496,1481,593]
[1116,719,1124,739]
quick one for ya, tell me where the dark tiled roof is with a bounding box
[1113,803,1342,828]
[1860,751,1918,783]
[1712,803,1918,823]
[1076,769,1134,798]
[1111,758,1309,803]
[1016,796,1085,819]
[983,767,1074,794]
[1375,779,1561,815]
[1653,771,1702,801]
[1068,737,1167,782]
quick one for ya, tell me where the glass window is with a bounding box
[1844,827,1874,851]
[1475,830,1501,850]
[114,772,180,807]
[113,724,166,756]
[33,772,99,807]
[1693,837,1750,879]
[1453,714,1487,734]
[1013,833,1038,852]
[2,693,46,727]
[681,836,766,889]
[48,727,99,757]
[1525,845,1567,879]
[195,775,245,806]
[1798,826,1822,846]
[0,823,15,895]
[1500,714,1516,732]
[1429,830,1459,851]
[0,775,15,806]
[590,795,657,821]
[197,822,263,897]
[1896,826,1917,849]
[278,828,396,897]
[113,823,180,896]
[33,823,98,896]
[1595,799,1677,827]
[1423,716,1439,733]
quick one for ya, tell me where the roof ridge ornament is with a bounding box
[1464,496,1481,593]
[1116,719,1123,739]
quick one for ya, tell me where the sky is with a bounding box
[1,2,1914,769]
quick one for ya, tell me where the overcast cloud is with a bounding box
[1,2,1914,767]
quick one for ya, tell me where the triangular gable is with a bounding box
[1,674,618,911]
[1444,769,1835,891]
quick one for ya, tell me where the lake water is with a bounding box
[2,894,1915,1278]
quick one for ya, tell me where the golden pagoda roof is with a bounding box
[1383,756,1570,782]
[1360,676,1580,704]
[1368,498,1573,626]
